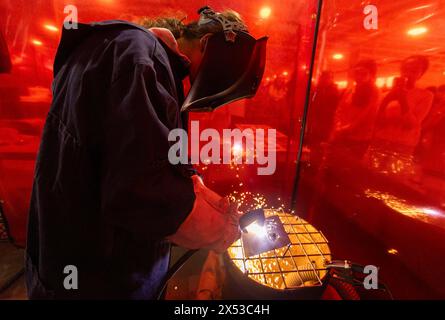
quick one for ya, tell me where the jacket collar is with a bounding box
[149,28,191,81]
[54,20,190,80]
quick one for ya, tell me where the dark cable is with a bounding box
[156,249,199,300]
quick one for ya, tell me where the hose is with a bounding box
[328,277,360,300]
[156,249,199,300]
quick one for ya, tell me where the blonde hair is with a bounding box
[138,9,247,40]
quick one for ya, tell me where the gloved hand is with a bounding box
[167,175,241,253]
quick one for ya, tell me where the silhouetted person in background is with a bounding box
[331,59,379,158]
[374,55,433,155]
[309,71,340,145]
[304,71,341,165]
[416,84,445,175]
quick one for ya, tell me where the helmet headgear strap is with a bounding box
[197,6,248,42]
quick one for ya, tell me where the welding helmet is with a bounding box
[181,7,268,112]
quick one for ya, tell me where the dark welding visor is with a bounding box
[181,31,268,112]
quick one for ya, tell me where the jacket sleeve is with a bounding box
[101,61,196,240]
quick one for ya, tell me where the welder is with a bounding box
[25,7,266,299]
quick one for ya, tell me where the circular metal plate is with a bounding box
[227,209,331,291]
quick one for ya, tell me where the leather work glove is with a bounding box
[167,175,241,253]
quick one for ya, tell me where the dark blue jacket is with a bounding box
[25,21,196,299]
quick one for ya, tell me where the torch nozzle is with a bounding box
[239,209,266,233]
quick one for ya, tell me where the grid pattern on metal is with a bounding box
[227,209,331,290]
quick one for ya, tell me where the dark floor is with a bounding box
[0,275,26,300]
[0,243,27,300]
[0,243,206,300]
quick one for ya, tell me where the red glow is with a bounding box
[407,26,428,36]
[31,39,43,46]
[259,6,272,19]
[44,24,59,32]
[2,0,445,300]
